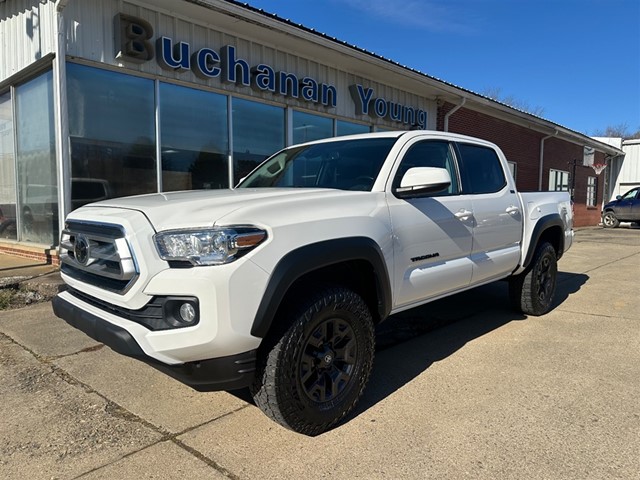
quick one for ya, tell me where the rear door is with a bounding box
[386,138,474,308]
[455,142,523,285]
[632,189,640,220]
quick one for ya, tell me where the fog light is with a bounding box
[179,303,196,324]
[162,297,199,329]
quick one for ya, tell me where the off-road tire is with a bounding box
[250,286,375,436]
[509,242,558,316]
[602,211,619,228]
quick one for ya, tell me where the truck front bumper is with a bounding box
[52,293,257,391]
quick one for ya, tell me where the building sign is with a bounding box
[114,13,427,128]
[350,85,427,129]
[156,38,338,107]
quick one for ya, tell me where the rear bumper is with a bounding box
[52,294,256,391]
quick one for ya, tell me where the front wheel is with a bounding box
[509,242,558,316]
[250,286,375,436]
[602,211,620,228]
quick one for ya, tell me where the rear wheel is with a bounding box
[509,242,558,316]
[602,211,619,228]
[250,286,375,436]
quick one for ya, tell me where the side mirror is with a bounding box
[616,195,622,201]
[394,167,451,198]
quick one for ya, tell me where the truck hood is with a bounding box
[82,188,367,231]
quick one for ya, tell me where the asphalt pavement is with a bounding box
[1,226,638,479]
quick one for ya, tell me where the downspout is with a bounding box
[54,0,71,246]
[538,129,558,191]
[443,97,466,132]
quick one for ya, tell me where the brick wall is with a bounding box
[0,243,60,265]
[438,102,605,227]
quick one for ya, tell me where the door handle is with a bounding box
[506,205,520,215]
[454,209,473,221]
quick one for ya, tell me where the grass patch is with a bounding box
[0,288,12,310]
[0,286,46,311]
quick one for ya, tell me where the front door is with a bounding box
[387,138,474,308]
[617,187,640,221]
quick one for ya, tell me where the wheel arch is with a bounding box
[250,237,392,338]
[522,214,565,270]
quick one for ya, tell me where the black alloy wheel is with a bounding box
[509,242,558,316]
[534,249,556,307]
[251,286,375,436]
[299,317,357,403]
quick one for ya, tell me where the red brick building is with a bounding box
[438,102,611,226]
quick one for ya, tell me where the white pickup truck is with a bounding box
[53,131,573,435]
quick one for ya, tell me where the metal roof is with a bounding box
[184,0,623,156]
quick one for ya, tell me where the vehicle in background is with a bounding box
[602,187,640,228]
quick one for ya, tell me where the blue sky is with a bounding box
[243,0,640,136]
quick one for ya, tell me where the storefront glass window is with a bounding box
[0,91,17,240]
[293,111,333,144]
[232,98,284,185]
[67,63,156,209]
[15,72,57,245]
[336,120,370,137]
[160,83,229,191]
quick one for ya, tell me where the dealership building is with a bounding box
[0,0,624,262]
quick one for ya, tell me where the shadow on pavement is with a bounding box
[351,270,589,421]
[555,272,589,306]
[230,272,589,425]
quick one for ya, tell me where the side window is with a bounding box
[621,188,639,200]
[392,141,459,195]
[549,169,570,192]
[456,143,507,194]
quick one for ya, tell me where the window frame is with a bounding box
[549,169,570,192]
[586,176,597,207]
[389,139,462,198]
[454,142,507,195]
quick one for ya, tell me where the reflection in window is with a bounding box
[160,83,228,191]
[392,141,459,195]
[239,138,396,191]
[232,98,284,185]
[336,120,369,137]
[0,91,17,240]
[67,63,156,209]
[15,72,58,245]
[457,143,507,194]
[293,110,333,144]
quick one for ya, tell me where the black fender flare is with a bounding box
[522,214,565,270]
[250,237,392,338]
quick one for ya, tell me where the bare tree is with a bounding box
[481,87,546,117]
[592,122,640,140]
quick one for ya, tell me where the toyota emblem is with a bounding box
[74,234,90,265]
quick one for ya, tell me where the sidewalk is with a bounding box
[0,227,638,479]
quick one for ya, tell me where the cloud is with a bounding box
[332,0,481,34]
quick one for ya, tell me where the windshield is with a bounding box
[237,137,397,191]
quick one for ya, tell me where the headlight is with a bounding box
[154,226,267,265]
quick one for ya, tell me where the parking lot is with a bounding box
[1,226,638,480]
